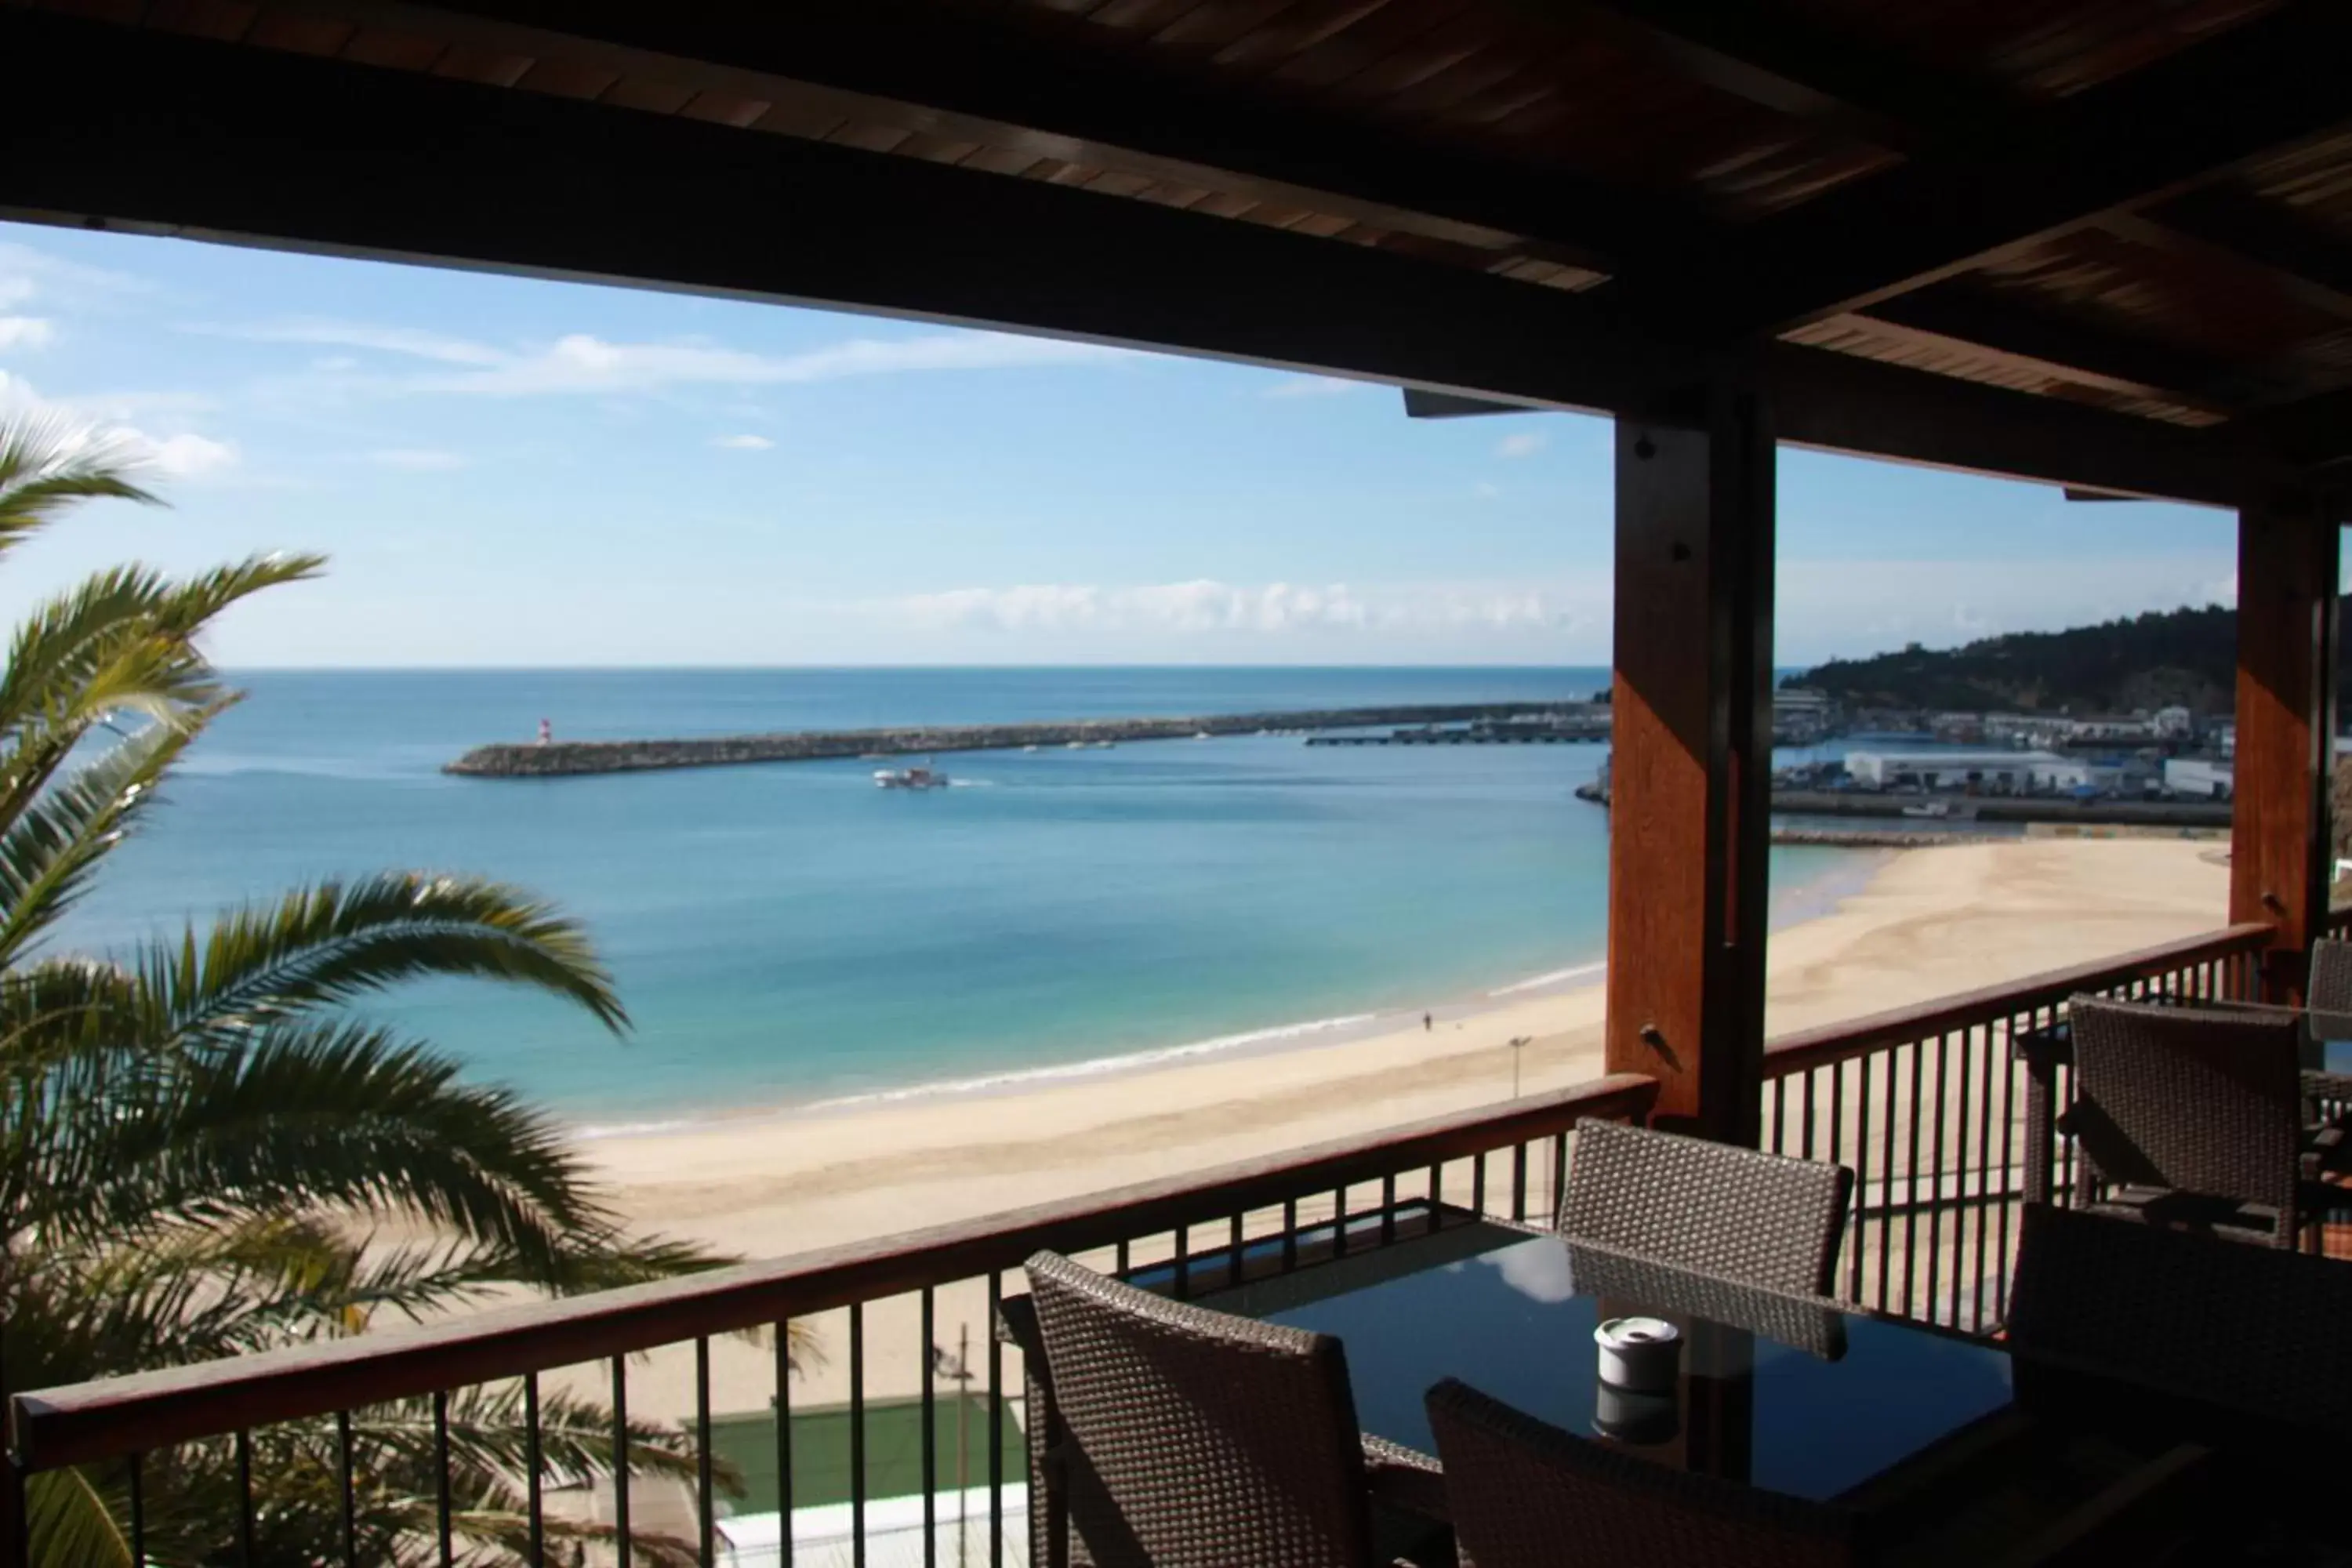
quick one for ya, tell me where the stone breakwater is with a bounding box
[445,703,1571,778]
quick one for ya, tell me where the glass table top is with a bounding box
[1189,1225,2016,1504]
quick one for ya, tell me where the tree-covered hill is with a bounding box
[1789,605,2242,714]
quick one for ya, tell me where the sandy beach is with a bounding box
[574,835,2227,1424]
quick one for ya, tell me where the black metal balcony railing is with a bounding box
[0,921,2281,1567]
[1760,923,2272,1333]
[3,1076,1658,1568]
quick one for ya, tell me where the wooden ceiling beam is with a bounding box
[1610,2,2352,341]
[0,9,2267,509]
[227,0,1708,275]
[1856,287,2238,418]
[1528,0,2010,153]
[2127,191,2352,321]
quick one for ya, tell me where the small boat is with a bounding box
[1900,800,1952,818]
[875,764,949,790]
[1065,740,1087,750]
[1022,744,1040,753]
[1194,731,1212,740]
[1091,740,1116,750]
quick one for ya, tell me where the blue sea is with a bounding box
[56,668,1865,1126]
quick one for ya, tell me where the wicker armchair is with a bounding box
[2063,994,2350,1247]
[2007,1203,2352,1436]
[2306,938,2352,1085]
[1425,1377,1864,1568]
[1559,1119,1855,1296]
[1021,1250,1446,1568]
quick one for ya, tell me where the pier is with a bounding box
[445,702,1597,779]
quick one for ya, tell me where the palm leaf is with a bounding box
[0,552,321,744]
[36,1020,613,1276]
[0,414,157,560]
[22,1466,134,1568]
[0,709,212,968]
[140,872,629,1048]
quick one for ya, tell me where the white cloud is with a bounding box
[887,579,1582,638]
[1494,430,1548,459]
[1259,375,1360,399]
[1473,481,1501,499]
[0,243,148,314]
[0,318,53,350]
[368,448,466,471]
[205,318,1133,397]
[0,371,238,481]
[711,433,775,451]
[144,433,238,477]
[193,318,506,366]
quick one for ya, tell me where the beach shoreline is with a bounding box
[570,835,2227,1421]
[568,846,1889,1142]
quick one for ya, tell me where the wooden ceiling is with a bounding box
[4,0,2352,500]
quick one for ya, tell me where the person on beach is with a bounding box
[1423,1011,1432,1032]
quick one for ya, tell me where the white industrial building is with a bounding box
[1845,750,2073,793]
[2165,757,2234,800]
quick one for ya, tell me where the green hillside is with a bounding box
[1788,605,2241,715]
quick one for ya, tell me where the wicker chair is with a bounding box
[1425,1377,1864,1568]
[1021,1250,1445,1568]
[1559,1119,1855,1296]
[2006,1203,2352,1436]
[2064,994,2350,1247]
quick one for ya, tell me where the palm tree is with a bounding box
[0,417,762,1565]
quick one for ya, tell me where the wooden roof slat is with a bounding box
[241,7,355,55]
[0,4,2267,507]
[2143,186,2352,318]
[677,89,771,129]
[138,0,259,40]
[1205,0,1388,72]
[1519,0,2020,154]
[269,0,1702,270]
[596,74,698,115]
[1609,1,2352,341]
[1857,281,2239,416]
[426,40,533,87]
[506,55,622,101]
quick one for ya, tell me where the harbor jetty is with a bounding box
[446,702,1582,779]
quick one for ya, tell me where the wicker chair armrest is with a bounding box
[1361,1433,1449,1522]
[2300,1120,2352,1181]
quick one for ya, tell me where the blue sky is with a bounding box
[0,220,2242,668]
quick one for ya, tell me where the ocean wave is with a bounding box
[572,1010,1383,1137]
[1487,960,1608,996]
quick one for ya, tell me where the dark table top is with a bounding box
[1184,1225,2016,1505]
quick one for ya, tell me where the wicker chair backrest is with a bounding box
[1426,1377,1860,1568]
[2307,938,2352,1038]
[2064,996,2301,1221]
[1025,1250,1376,1568]
[2007,1204,2352,1435]
[1559,1119,1854,1296]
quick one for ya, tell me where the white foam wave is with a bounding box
[572,1010,1382,1138]
[1488,960,1607,996]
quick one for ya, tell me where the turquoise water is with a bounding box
[57,668,1857,1123]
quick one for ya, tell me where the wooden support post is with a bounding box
[2231,497,2339,1000]
[1606,384,1775,1144]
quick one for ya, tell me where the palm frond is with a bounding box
[0,710,212,968]
[38,1020,614,1276]
[138,870,629,1047]
[23,1465,135,1568]
[0,414,157,559]
[0,552,321,744]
